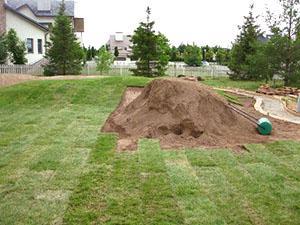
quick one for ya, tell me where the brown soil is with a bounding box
[0,74,106,88]
[102,78,300,151]
[0,74,38,88]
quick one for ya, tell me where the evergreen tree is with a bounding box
[156,33,171,75]
[91,46,96,58]
[131,7,170,77]
[114,47,119,58]
[6,29,27,64]
[44,0,84,75]
[0,34,8,64]
[178,44,186,55]
[229,4,261,80]
[86,46,92,61]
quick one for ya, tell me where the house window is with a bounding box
[26,38,34,53]
[38,39,43,54]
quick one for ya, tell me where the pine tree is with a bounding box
[6,29,27,64]
[86,46,92,61]
[131,7,170,77]
[229,4,261,80]
[156,33,170,75]
[44,0,84,75]
[91,46,96,58]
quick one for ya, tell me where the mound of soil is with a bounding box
[102,78,269,150]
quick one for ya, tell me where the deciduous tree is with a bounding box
[96,46,114,75]
[183,44,202,66]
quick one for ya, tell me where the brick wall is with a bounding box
[0,0,6,35]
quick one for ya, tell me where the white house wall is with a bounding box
[6,10,47,64]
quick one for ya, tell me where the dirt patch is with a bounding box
[0,74,107,88]
[0,74,38,87]
[35,190,70,201]
[102,78,300,151]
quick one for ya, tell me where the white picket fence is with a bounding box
[0,64,43,75]
[83,63,230,77]
[0,63,230,77]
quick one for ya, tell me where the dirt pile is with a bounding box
[102,78,268,150]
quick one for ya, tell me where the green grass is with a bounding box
[202,76,285,91]
[0,76,299,224]
[216,90,243,106]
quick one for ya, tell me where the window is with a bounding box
[38,39,43,54]
[26,38,34,53]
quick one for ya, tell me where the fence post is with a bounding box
[297,95,300,113]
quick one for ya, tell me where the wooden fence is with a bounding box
[0,64,43,75]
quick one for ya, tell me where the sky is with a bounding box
[74,0,281,49]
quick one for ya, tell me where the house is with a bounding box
[0,0,84,64]
[257,34,272,43]
[107,32,132,61]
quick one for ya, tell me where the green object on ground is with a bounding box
[257,117,272,135]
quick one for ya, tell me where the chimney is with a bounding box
[37,0,51,11]
[0,0,6,35]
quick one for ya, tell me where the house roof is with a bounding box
[257,34,270,43]
[4,3,49,32]
[6,0,74,17]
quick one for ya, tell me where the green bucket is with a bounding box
[257,118,272,135]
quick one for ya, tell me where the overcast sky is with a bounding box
[74,0,280,48]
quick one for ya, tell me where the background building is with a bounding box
[107,32,132,61]
[0,0,84,64]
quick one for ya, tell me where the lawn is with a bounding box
[0,76,299,225]
[202,77,285,91]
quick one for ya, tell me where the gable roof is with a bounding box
[4,3,49,32]
[6,0,74,17]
